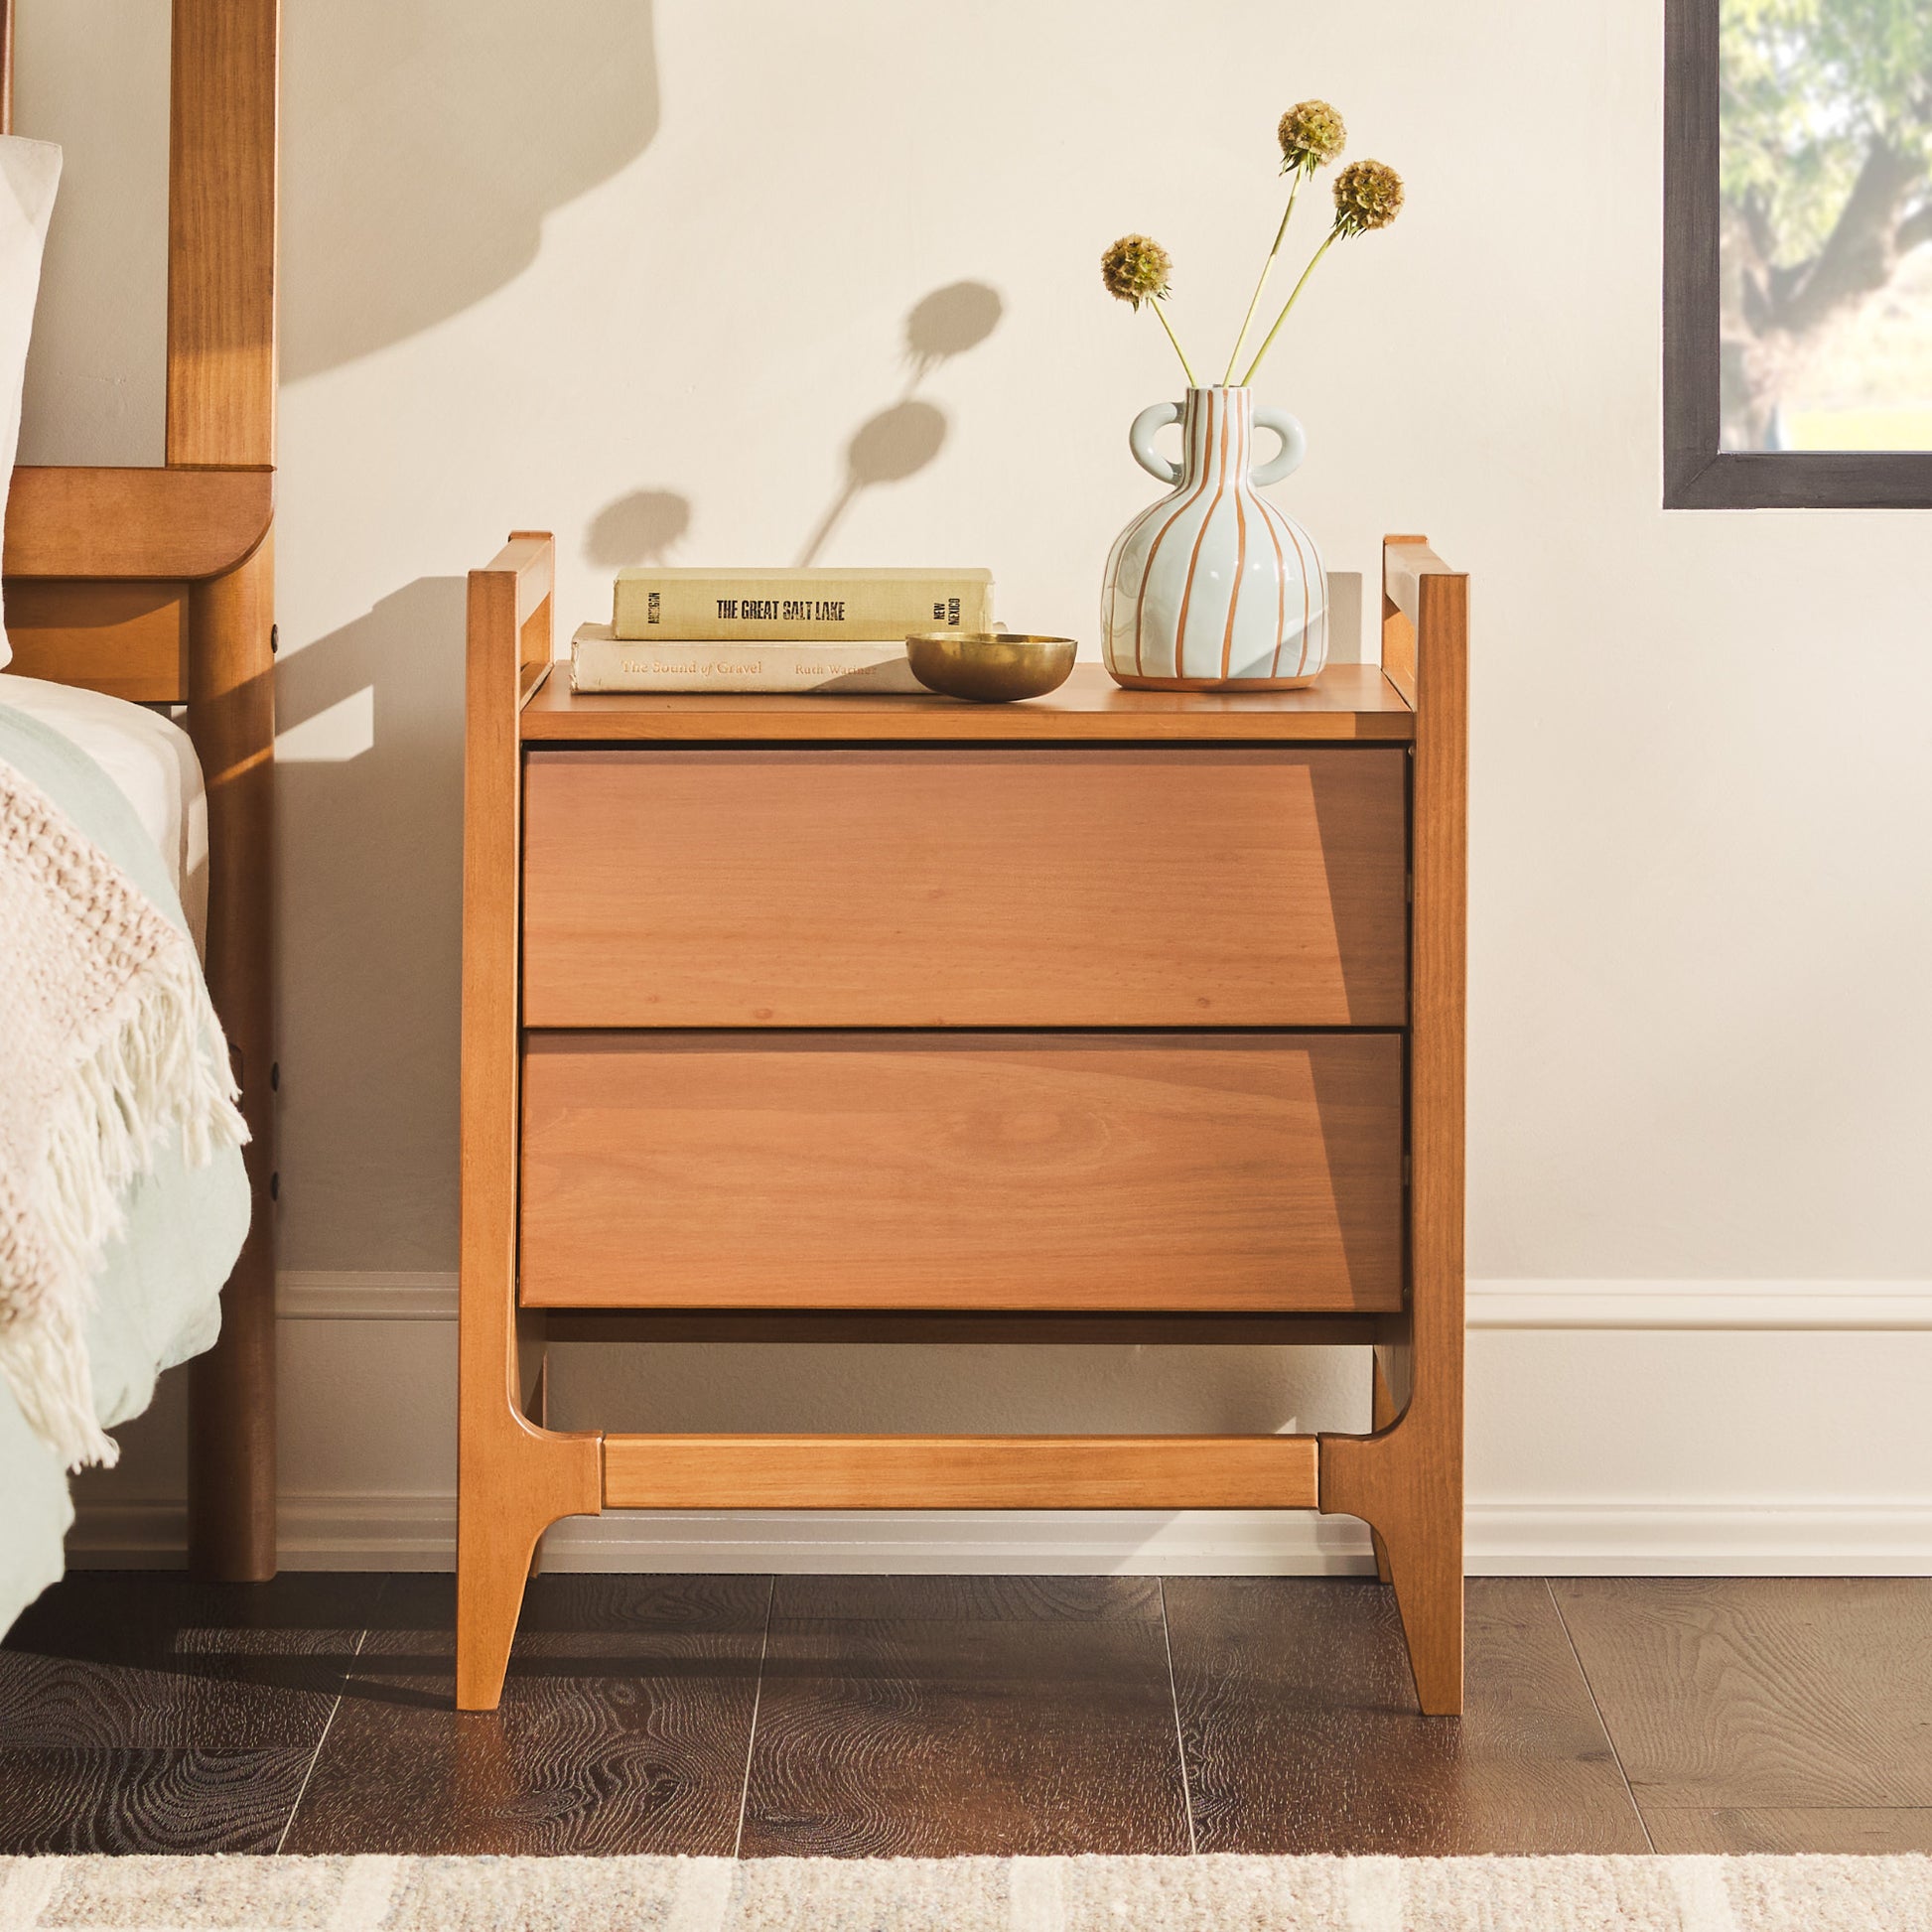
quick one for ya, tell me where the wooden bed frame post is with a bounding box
[184,533,276,1576]
[171,0,281,1582]
[457,535,601,1710]
[1319,536,1468,1716]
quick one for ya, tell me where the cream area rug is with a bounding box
[1,1855,1928,1931]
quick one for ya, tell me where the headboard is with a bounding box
[1,0,282,1586]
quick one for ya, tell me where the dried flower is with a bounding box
[1101,233,1197,382]
[1332,158,1405,235]
[1101,233,1173,311]
[1278,100,1345,174]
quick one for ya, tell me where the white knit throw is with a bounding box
[0,753,247,1469]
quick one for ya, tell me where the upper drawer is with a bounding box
[522,746,1407,1028]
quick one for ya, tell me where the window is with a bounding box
[1664,0,1932,506]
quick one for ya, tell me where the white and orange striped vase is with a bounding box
[1101,385,1327,689]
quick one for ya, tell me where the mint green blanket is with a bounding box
[0,703,249,1635]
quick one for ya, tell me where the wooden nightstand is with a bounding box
[457,533,1467,1715]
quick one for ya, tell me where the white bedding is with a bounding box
[0,673,208,951]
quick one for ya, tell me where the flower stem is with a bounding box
[1148,297,1198,386]
[1223,168,1306,385]
[1238,224,1340,388]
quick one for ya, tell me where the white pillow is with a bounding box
[0,137,62,670]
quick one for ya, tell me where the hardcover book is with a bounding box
[570,623,925,694]
[612,566,993,641]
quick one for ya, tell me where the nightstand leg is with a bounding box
[1368,1354,1396,1587]
[1320,1338,1464,1717]
[456,1402,600,1711]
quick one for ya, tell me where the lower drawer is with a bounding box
[518,1033,1403,1312]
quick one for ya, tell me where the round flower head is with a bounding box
[1332,158,1404,234]
[1101,233,1173,311]
[1278,100,1345,174]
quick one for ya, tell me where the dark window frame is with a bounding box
[1664,0,1932,508]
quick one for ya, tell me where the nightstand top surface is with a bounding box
[520,660,1415,743]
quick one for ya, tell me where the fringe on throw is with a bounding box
[0,943,247,1471]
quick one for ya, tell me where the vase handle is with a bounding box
[1129,401,1183,485]
[1250,407,1308,486]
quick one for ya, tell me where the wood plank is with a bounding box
[457,535,602,1713]
[1554,1578,1932,1811]
[0,1571,380,1749]
[167,0,278,468]
[1383,537,1452,627]
[520,1033,1404,1312]
[0,1569,373,1856]
[2,467,272,580]
[1320,556,1469,1717]
[1644,1807,1932,1855]
[1166,1578,1651,1855]
[740,1574,1189,1856]
[522,659,1416,742]
[0,1748,314,1856]
[522,748,1409,1028]
[185,539,278,1581]
[602,1432,1319,1510]
[0,581,188,701]
[542,1310,1382,1346]
[286,1574,768,1856]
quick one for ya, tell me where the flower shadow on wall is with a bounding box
[280,0,659,379]
[796,280,1004,567]
[583,282,1004,573]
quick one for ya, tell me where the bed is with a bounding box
[0,0,278,1610]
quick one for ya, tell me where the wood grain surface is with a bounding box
[521,660,1415,742]
[521,746,1409,1028]
[0,1748,315,1855]
[457,535,603,1712]
[601,1432,1319,1511]
[167,0,278,469]
[285,1575,768,1857]
[2,466,273,581]
[185,535,280,1583]
[0,1573,379,1856]
[1553,1578,1932,1813]
[1643,1807,1932,1855]
[1318,551,1468,1716]
[0,580,190,701]
[740,1575,1190,1857]
[0,1573,374,1750]
[519,1033,1403,1311]
[1166,1578,1650,1855]
[7,1573,1932,1857]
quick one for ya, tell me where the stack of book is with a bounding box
[571,567,996,693]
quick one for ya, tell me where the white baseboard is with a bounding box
[279,1272,1932,1331]
[1465,1501,1932,1576]
[67,1494,1932,1577]
[1466,1280,1932,1330]
[87,1274,1911,1581]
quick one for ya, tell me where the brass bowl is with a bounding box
[904,631,1078,703]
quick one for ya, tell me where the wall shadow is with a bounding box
[584,281,1006,574]
[273,579,468,1268]
[795,279,1005,566]
[585,489,692,570]
[281,0,659,379]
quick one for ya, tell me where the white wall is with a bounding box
[21,0,1932,1576]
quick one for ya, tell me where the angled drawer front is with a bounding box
[521,747,1408,1028]
[519,1032,1404,1312]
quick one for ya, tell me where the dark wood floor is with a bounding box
[2,1572,1928,1857]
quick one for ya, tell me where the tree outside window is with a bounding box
[1720,0,1932,453]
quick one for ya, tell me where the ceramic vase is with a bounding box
[1100,385,1327,689]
